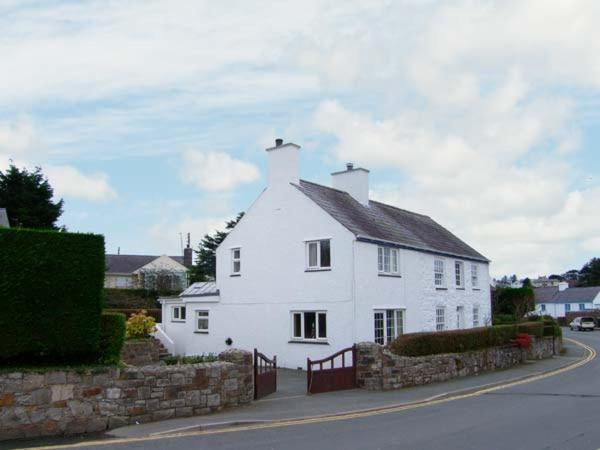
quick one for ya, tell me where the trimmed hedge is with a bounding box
[389,325,519,357]
[98,312,126,364]
[493,314,516,325]
[0,228,105,364]
[390,322,556,357]
[103,288,180,309]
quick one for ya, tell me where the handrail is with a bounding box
[153,324,175,355]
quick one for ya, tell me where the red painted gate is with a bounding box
[307,345,357,394]
[254,349,277,400]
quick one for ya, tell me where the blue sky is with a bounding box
[1,0,599,278]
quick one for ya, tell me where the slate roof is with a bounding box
[534,286,600,304]
[0,208,9,228]
[294,180,489,262]
[180,282,219,297]
[105,254,185,274]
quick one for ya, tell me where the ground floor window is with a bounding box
[472,306,479,327]
[374,309,404,345]
[579,303,585,311]
[172,305,186,322]
[436,307,445,331]
[565,304,571,312]
[195,310,209,333]
[540,304,546,312]
[291,311,327,340]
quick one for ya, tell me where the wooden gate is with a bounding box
[254,349,277,400]
[307,345,356,394]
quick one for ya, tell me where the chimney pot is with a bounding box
[275,138,283,147]
[346,162,354,171]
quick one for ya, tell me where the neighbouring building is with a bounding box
[534,282,600,318]
[105,251,192,291]
[157,140,492,369]
[531,276,561,288]
[0,208,9,228]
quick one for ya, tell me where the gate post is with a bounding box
[253,348,258,400]
[352,344,357,388]
[307,357,312,394]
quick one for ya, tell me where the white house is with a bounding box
[534,282,600,318]
[158,140,492,369]
[105,253,191,290]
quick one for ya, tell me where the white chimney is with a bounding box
[558,281,569,291]
[331,163,370,205]
[266,139,300,188]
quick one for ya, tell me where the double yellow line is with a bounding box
[29,337,596,449]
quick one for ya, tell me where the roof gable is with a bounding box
[106,254,185,274]
[294,180,489,262]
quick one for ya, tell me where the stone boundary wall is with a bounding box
[0,349,253,441]
[356,336,560,391]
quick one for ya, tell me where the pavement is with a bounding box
[7,332,593,449]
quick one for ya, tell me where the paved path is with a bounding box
[9,331,594,449]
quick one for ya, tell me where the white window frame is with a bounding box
[195,310,209,333]
[231,248,241,275]
[579,303,585,311]
[472,306,479,327]
[171,305,186,322]
[456,305,464,329]
[436,307,446,331]
[290,311,327,341]
[374,309,404,345]
[434,259,445,287]
[305,239,331,270]
[455,261,465,288]
[378,247,399,275]
[471,264,479,288]
[565,304,571,313]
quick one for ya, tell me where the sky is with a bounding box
[1,0,599,278]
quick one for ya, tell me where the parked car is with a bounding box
[570,317,596,331]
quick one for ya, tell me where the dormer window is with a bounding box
[231,248,241,275]
[306,239,331,270]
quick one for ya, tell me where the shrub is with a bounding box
[98,312,126,364]
[0,228,105,364]
[493,314,516,325]
[125,310,156,339]
[517,321,544,337]
[104,308,161,322]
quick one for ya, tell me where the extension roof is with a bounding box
[534,286,600,304]
[105,254,185,274]
[294,180,489,263]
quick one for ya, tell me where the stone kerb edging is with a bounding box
[0,349,253,441]
[356,336,559,391]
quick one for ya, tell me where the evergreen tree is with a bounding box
[189,212,244,282]
[0,165,64,229]
[579,258,600,287]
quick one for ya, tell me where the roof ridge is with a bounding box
[298,179,352,196]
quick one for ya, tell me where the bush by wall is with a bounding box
[389,321,557,357]
[125,310,156,339]
[0,228,105,364]
[104,308,161,322]
[98,312,126,364]
[492,314,516,325]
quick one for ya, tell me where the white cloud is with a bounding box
[44,165,117,202]
[0,119,118,202]
[180,150,260,192]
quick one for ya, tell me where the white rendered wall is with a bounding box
[353,242,492,342]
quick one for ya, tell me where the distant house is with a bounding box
[531,276,561,288]
[535,282,600,318]
[0,209,9,228]
[105,251,192,291]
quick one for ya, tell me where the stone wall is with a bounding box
[0,349,253,441]
[120,339,161,366]
[356,336,559,391]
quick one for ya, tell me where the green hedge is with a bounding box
[104,308,161,322]
[389,325,519,357]
[493,314,516,325]
[98,312,126,364]
[0,228,105,364]
[103,288,180,309]
[389,321,557,357]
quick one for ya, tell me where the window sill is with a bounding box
[194,331,209,334]
[435,287,447,291]
[230,273,241,277]
[288,340,329,345]
[305,268,332,273]
[378,273,402,278]
[456,287,465,290]
[472,288,481,291]
[171,320,186,323]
